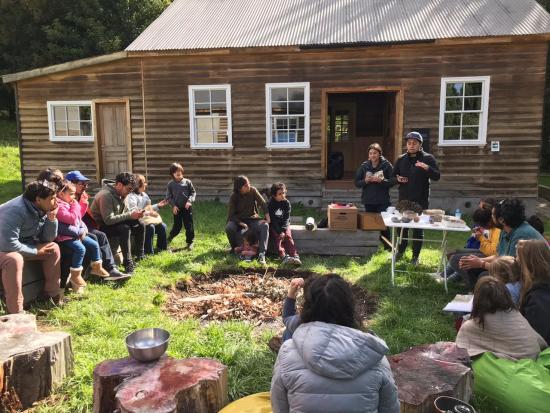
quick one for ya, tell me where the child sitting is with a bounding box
[234,230,259,262]
[267,182,301,266]
[126,174,168,255]
[488,256,521,305]
[56,180,110,293]
[166,162,196,250]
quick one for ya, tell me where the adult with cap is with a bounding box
[0,181,63,313]
[63,171,130,280]
[392,131,440,264]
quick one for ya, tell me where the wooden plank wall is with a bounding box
[15,41,547,203]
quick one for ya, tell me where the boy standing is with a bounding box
[268,182,301,265]
[166,163,196,250]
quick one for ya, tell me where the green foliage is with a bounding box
[0,120,21,202]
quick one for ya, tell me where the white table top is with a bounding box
[381,212,471,232]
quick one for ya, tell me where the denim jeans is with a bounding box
[145,223,168,254]
[60,235,101,268]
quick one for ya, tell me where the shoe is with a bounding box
[411,256,419,266]
[281,255,292,265]
[239,254,252,262]
[291,256,302,266]
[186,242,194,251]
[124,260,136,274]
[69,267,86,295]
[104,268,132,282]
[135,253,146,262]
[257,252,266,265]
[90,260,110,278]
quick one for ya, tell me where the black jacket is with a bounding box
[521,282,550,344]
[354,157,394,206]
[268,198,291,234]
[392,151,440,209]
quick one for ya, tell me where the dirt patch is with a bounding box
[164,269,378,326]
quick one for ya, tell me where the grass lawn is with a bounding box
[0,118,537,413]
[540,174,550,187]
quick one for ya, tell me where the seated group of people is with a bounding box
[0,162,196,313]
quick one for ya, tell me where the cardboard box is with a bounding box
[328,204,358,231]
[358,212,387,230]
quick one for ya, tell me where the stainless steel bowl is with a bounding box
[125,328,170,362]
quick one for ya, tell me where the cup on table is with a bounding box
[386,206,396,214]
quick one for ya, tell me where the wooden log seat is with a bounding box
[277,224,379,257]
[389,342,473,413]
[93,357,228,413]
[0,260,45,309]
[0,313,73,411]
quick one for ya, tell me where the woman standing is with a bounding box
[354,143,394,249]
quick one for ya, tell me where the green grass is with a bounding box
[540,174,550,187]
[0,119,21,202]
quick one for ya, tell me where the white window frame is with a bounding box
[438,76,490,146]
[265,82,310,149]
[47,100,94,142]
[188,84,233,149]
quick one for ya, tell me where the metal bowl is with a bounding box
[125,328,170,362]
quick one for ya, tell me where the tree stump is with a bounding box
[93,357,228,413]
[0,314,73,412]
[389,342,472,413]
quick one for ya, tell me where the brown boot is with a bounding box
[69,267,86,294]
[90,260,110,278]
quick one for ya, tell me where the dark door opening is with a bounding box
[326,92,396,181]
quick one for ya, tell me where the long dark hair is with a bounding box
[471,276,515,330]
[300,274,360,330]
[233,175,249,194]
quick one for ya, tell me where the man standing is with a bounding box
[392,131,440,264]
[90,173,145,274]
[0,181,62,313]
[63,170,130,280]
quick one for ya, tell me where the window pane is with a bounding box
[68,121,80,136]
[55,121,68,136]
[288,88,304,101]
[296,130,305,143]
[446,82,463,97]
[272,101,287,115]
[54,106,66,122]
[194,90,210,103]
[298,117,305,129]
[271,131,278,144]
[67,106,79,122]
[214,130,228,143]
[80,121,92,136]
[464,97,481,111]
[271,88,287,102]
[465,82,482,96]
[444,113,461,126]
[277,131,288,143]
[210,89,226,103]
[195,103,210,116]
[211,102,227,116]
[462,127,479,140]
[445,98,462,111]
[197,130,213,144]
[289,117,298,129]
[443,127,460,140]
[211,117,229,131]
[79,106,91,120]
[289,101,304,114]
[196,118,212,131]
[462,113,480,126]
[288,131,296,143]
[275,118,288,130]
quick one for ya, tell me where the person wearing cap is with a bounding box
[63,171,131,280]
[392,131,440,264]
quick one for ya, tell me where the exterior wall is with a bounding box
[14,40,548,210]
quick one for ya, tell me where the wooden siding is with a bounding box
[14,40,548,203]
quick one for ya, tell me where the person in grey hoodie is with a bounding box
[0,181,62,313]
[271,274,400,413]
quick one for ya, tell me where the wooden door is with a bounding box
[95,102,132,179]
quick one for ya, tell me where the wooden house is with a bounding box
[3,0,550,212]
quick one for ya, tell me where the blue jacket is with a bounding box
[0,195,58,256]
[497,222,544,257]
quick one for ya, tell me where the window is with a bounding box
[266,82,310,148]
[188,85,232,148]
[439,76,490,146]
[47,101,93,142]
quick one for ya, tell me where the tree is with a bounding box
[0,0,172,118]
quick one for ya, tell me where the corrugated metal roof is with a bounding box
[126,0,550,51]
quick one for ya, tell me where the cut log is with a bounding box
[93,356,169,413]
[0,315,73,411]
[389,342,472,413]
[93,357,228,413]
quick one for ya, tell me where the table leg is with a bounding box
[391,226,396,286]
[440,230,449,293]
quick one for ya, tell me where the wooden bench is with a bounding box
[280,224,380,257]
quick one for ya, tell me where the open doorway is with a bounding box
[324,90,402,185]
